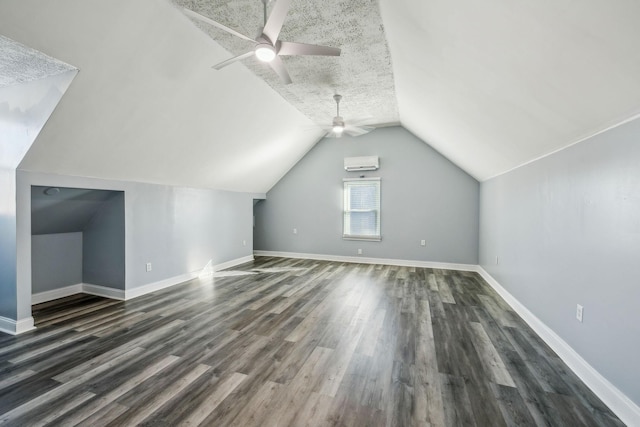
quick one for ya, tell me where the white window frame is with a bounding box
[342,177,381,241]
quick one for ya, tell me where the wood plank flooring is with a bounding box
[0,257,625,426]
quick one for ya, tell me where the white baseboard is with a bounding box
[28,255,256,306]
[0,316,17,335]
[477,267,640,427]
[124,255,254,300]
[15,317,35,334]
[16,252,640,424]
[32,283,125,303]
[82,283,126,300]
[0,316,35,335]
[124,272,198,300]
[32,284,84,305]
[253,250,477,272]
[214,255,254,272]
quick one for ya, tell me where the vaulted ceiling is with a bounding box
[1,0,639,191]
[380,0,640,180]
[174,0,399,127]
[0,0,325,194]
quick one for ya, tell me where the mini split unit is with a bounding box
[344,156,379,171]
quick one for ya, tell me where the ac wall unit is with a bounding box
[344,156,379,171]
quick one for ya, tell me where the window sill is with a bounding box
[342,236,381,242]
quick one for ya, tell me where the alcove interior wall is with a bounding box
[31,186,125,302]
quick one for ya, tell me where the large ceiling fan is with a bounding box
[320,94,375,138]
[183,0,341,84]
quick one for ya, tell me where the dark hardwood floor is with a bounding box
[0,257,624,426]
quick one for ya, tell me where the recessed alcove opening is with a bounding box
[30,186,125,307]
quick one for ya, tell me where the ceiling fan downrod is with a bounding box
[262,0,269,27]
[334,94,342,117]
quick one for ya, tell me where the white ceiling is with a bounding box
[2,0,640,190]
[380,0,640,180]
[0,0,324,194]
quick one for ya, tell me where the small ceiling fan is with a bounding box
[320,94,375,138]
[183,0,341,84]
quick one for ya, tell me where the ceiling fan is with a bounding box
[183,0,341,84]
[320,94,375,138]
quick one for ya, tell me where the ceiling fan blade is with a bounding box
[303,124,332,131]
[262,0,291,43]
[183,8,257,43]
[268,55,292,84]
[348,116,374,126]
[278,42,341,57]
[212,51,255,70]
[324,128,348,138]
[345,125,375,137]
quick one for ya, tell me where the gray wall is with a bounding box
[255,126,479,264]
[13,171,254,324]
[31,233,82,294]
[124,183,252,288]
[479,118,640,405]
[0,167,18,320]
[83,192,125,289]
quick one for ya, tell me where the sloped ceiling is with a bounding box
[0,36,77,172]
[380,0,640,181]
[31,186,120,235]
[0,0,324,194]
[174,0,399,126]
[2,0,640,191]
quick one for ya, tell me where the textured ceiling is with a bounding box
[3,0,640,192]
[0,35,76,88]
[174,0,399,127]
[0,0,323,194]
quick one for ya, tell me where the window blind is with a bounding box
[343,178,381,240]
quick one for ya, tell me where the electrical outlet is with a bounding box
[576,304,583,322]
[242,240,247,246]
[293,228,297,234]
[357,249,362,255]
[146,262,152,272]
[420,239,426,246]
[496,256,499,265]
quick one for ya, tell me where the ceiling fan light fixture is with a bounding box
[332,117,345,134]
[43,187,60,196]
[255,44,276,62]
[184,1,340,84]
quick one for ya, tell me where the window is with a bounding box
[343,178,381,241]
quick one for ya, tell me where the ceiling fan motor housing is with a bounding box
[183,0,341,84]
[255,41,276,61]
